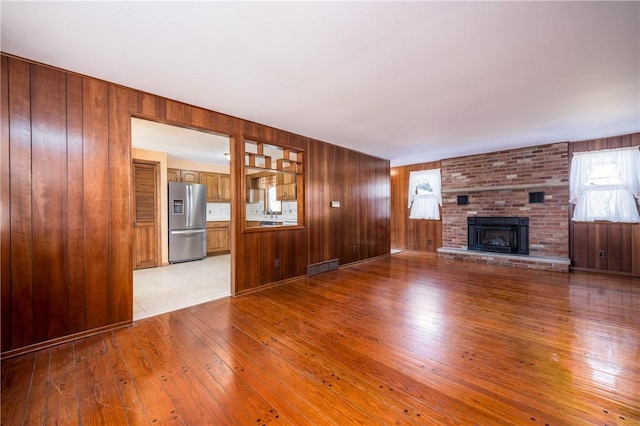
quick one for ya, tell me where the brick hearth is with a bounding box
[437,247,570,272]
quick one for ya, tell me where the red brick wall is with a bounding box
[441,143,570,258]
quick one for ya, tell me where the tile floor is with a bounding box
[133,255,231,320]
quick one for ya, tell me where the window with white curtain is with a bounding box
[408,169,442,220]
[569,147,640,223]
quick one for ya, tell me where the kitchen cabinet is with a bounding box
[276,173,297,200]
[218,174,231,201]
[180,169,200,183]
[168,168,200,183]
[206,221,230,254]
[167,168,180,182]
[200,172,231,202]
[200,172,218,201]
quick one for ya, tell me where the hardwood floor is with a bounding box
[2,251,639,425]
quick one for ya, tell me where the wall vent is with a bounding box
[457,195,469,205]
[307,259,340,277]
[529,191,545,203]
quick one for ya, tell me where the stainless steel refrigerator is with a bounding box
[168,182,207,263]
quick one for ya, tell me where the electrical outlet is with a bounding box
[598,250,605,259]
[274,259,280,269]
[427,239,432,245]
[352,245,357,253]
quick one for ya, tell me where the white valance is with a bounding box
[408,169,441,220]
[569,146,640,222]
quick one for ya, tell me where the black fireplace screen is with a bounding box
[468,217,529,255]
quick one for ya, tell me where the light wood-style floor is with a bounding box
[2,251,639,425]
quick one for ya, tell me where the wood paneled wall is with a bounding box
[305,140,390,267]
[569,133,640,276]
[390,161,442,252]
[1,54,390,354]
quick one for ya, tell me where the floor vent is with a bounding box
[307,259,340,277]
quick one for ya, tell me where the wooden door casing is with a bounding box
[133,160,159,269]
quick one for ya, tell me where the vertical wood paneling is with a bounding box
[280,229,308,280]
[30,65,69,341]
[109,86,135,323]
[633,225,640,276]
[166,100,188,124]
[235,233,260,294]
[571,223,589,267]
[588,224,608,270]
[342,150,360,263]
[607,224,623,272]
[8,58,34,349]
[66,74,85,333]
[620,224,633,273]
[1,55,12,350]
[305,141,325,264]
[191,107,209,129]
[82,78,110,329]
[138,92,165,119]
[259,233,281,285]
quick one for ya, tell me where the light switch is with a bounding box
[331,200,340,208]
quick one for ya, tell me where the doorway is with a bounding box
[131,118,232,319]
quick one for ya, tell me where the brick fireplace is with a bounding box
[437,143,571,272]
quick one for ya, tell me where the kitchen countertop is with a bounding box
[207,216,298,223]
[246,215,297,222]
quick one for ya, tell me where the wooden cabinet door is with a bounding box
[218,174,231,202]
[180,169,199,183]
[206,224,229,254]
[276,173,297,200]
[200,172,219,202]
[133,161,159,269]
[167,168,180,182]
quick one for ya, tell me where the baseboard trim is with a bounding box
[1,320,132,360]
[571,266,640,278]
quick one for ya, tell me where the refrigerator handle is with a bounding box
[186,184,191,228]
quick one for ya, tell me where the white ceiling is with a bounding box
[2,1,639,166]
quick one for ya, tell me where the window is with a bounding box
[569,147,640,222]
[266,186,281,214]
[408,169,442,220]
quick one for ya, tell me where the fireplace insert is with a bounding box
[467,217,529,255]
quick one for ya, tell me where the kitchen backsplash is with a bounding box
[281,201,296,216]
[207,202,230,221]
[245,201,297,218]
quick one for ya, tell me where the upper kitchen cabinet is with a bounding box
[167,168,200,183]
[167,168,180,182]
[276,172,297,201]
[200,172,231,202]
[180,169,200,183]
[218,174,231,201]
